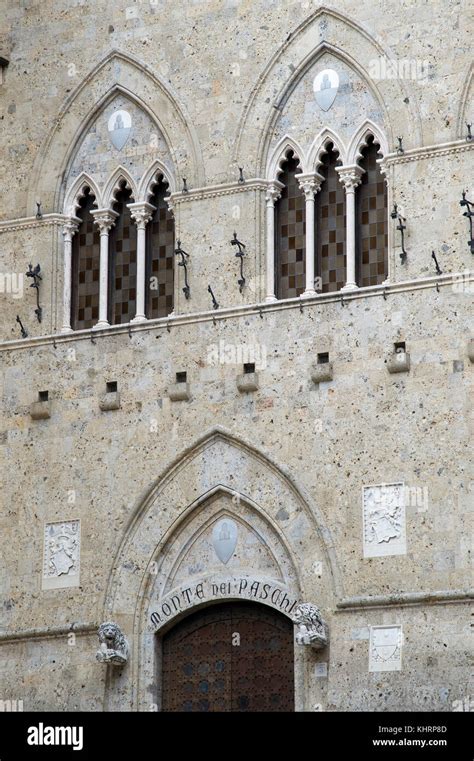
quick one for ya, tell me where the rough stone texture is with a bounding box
[0,0,472,712]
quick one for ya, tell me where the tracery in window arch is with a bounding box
[356,136,387,287]
[146,177,175,319]
[109,182,137,325]
[275,151,305,300]
[315,143,346,293]
[71,187,100,330]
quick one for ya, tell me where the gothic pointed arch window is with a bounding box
[109,182,137,325]
[315,143,346,293]
[71,187,100,330]
[356,135,388,286]
[275,151,305,299]
[146,176,175,318]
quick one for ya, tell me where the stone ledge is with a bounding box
[30,400,51,420]
[387,351,410,374]
[99,391,121,411]
[168,382,191,401]
[237,372,259,392]
[311,363,333,384]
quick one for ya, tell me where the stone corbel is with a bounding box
[96,622,129,666]
[292,603,329,650]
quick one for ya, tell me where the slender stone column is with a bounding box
[265,180,284,302]
[128,202,156,322]
[296,172,324,297]
[336,165,364,291]
[61,217,80,333]
[91,209,119,328]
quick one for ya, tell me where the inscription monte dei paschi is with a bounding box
[150,578,298,628]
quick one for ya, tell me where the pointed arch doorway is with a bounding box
[162,601,295,712]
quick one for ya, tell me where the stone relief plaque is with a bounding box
[313,69,339,111]
[362,482,407,557]
[212,518,238,564]
[107,109,132,150]
[42,520,80,589]
[369,625,403,672]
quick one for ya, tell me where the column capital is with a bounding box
[91,208,119,232]
[62,216,81,240]
[265,180,284,204]
[296,172,325,199]
[336,164,365,191]
[127,201,156,229]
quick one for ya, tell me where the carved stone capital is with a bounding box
[91,208,119,233]
[62,216,81,241]
[127,201,156,229]
[296,172,324,199]
[292,603,329,650]
[265,180,285,205]
[96,622,129,666]
[336,164,365,192]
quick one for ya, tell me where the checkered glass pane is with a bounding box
[316,146,346,293]
[72,191,100,330]
[110,189,137,325]
[147,181,175,318]
[276,154,305,299]
[356,139,388,286]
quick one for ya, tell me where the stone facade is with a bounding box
[0,0,472,712]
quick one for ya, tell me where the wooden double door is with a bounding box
[162,601,294,712]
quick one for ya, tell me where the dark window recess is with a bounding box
[356,136,388,287]
[315,143,346,293]
[317,353,329,364]
[110,184,137,325]
[176,372,187,383]
[147,177,175,319]
[38,390,49,402]
[71,187,100,330]
[394,342,406,353]
[275,151,305,300]
[243,363,255,374]
[106,381,118,393]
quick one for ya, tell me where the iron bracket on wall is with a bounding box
[390,204,408,263]
[460,191,474,254]
[26,263,42,323]
[431,250,442,275]
[16,315,28,339]
[208,284,219,310]
[174,240,191,299]
[231,232,246,292]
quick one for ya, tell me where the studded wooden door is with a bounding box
[161,601,294,712]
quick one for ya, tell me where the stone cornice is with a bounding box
[381,138,474,167]
[336,589,474,611]
[0,213,69,234]
[1,271,472,353]
[168,178,269,204]
[0,622,97,644]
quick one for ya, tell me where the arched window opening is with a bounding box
[71,187,99,330]
[146,177,175,318]
[275,151,305,299]
[109,182,137,325]
[356,136,388,286]
[315,143,346,293]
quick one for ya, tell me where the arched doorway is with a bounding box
[162,601,295,712]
